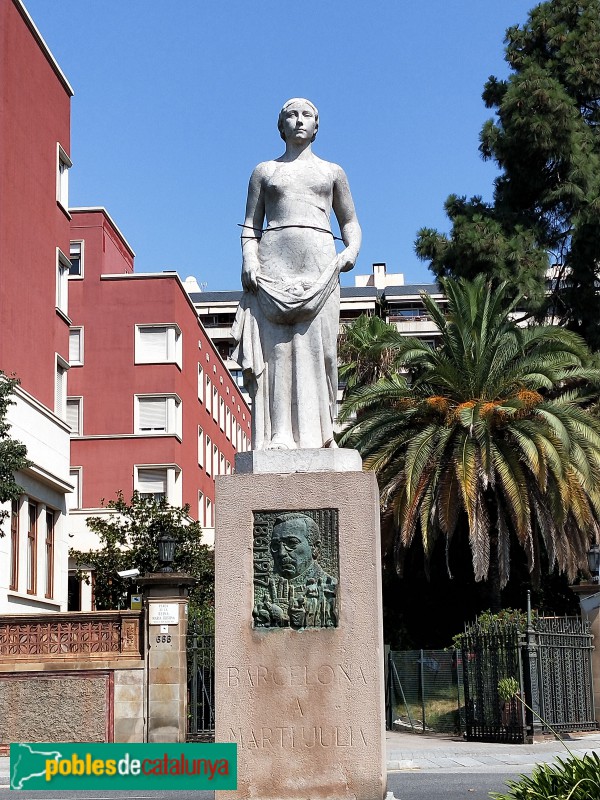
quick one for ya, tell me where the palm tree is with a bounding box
[338,313,398,398]
[338,276,600,609]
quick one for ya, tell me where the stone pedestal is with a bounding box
[215,453,386,800]
[138,573,195,743]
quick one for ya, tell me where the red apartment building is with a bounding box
[0,0,74,612]
[66,209,251,608]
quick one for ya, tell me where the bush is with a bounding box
[490,753,600,799]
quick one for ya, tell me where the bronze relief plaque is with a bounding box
[253,509,339,630]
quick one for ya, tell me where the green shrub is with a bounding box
[490,753,600,799]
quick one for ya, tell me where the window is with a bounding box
[198,491,204,526]
[205,497,213,528]
[135,466,181,505]
[205,375,212,414]
[212,387,218,421]
[219,397,225,431]
[45,510,55,599]
[220,453,225,475]
[205,436,212,475]
[206,377,212,414]
[57,144,71,210]
[213,444,218,474]
[9,499,19,591]
[68,468,82,510]
[136,395,181,436]
[66,397,82,435]
[56,249,70,316]
[136,468,167,501]
[27,502,37,594]
[135,325,182,367]
[226,460,231,475]
[198,427,204,466]
[55,357,68,419]
[226,408,231,440]
[69,241,83,277]
[69,328,83,365]
[198,364,204,402]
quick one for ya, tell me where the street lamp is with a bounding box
[157,533,177,573]
[587,544,600,583]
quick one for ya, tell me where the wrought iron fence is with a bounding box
[387,649,464,735]
[187,619,215,741]
[460,609,597,743]
[461,620,525,743]
[534,616,596,734]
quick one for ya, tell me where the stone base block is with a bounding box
[234,447,362,475]
[215,469,386,800]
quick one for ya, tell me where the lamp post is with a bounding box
[587,544,600,584]
[157,532,177,573]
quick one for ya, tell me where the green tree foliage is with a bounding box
[416,0,600,346]
[70,492,213,618]
[338,314,399,397]
[0,373,29,528]
[338,277,600,608]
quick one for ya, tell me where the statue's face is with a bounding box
[281,100,318,143]
[270,520,314,578]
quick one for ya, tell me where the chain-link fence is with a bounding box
[387,649,464,735]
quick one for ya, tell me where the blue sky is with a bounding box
[25,0,535,290]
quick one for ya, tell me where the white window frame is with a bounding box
[57,143,72,212]
[205,497,213,528]
[220,453,225,475]
[134,324,182,368]
[69,327,84,366]
[213,444,218,474]
[56,248,70,317]
[198,427,204,467]
[198,491,205,526]
[219,397,225,431]
[212,387,218,422]
[135,394,182,438]
[206,377,212,414]
[198,364,204,403]
[226,408,231,440]
[134,464,182,506]
[66,396,83,435]
[205,436,212,476]
[55,355,69,419]
[68,468,82,510]
[69,240,84,279]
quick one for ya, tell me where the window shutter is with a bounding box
[139,397,167,431]
[66,399,80,433]
[137,469,167,495]
[56,366,66,417]
[69,330,81,363]
[139,327,168,360]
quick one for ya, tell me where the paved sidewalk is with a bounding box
[386,728,600,772]
[1,731,600,786]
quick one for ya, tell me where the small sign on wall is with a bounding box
[130,594,142,610]
[149,603,179,625]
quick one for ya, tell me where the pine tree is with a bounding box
[416,0,600,347]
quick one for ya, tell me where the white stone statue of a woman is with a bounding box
[232,98,361,450]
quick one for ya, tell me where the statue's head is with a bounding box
[270,513,321,577]
[277,98,319,143]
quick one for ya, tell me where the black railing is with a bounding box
[187,620,215,741]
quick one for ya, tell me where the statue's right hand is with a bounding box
[241,263,258,293]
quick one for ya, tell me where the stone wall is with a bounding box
[0,610,145,750]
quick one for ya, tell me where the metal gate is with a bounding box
[461,619,525,743]
[187,620,215,741]
[461,608,596,743]
[533,616,596,734]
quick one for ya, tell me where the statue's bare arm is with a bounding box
[241,164,268,292]
[332,166,361,273]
